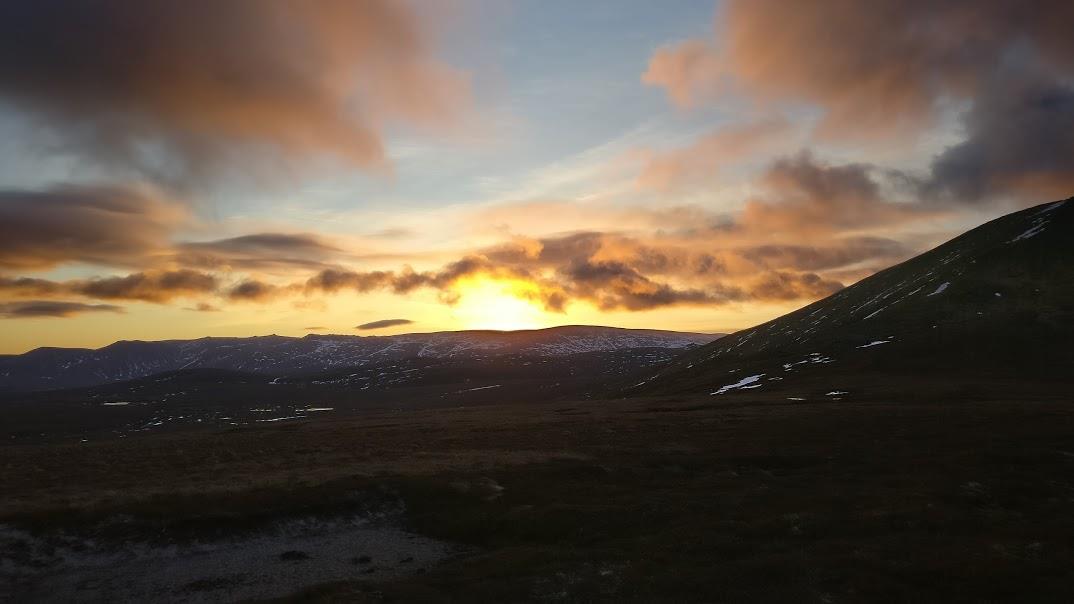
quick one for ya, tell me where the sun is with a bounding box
[451,278,549,331]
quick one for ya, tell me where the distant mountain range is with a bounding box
[631,197,1074,397]
[0,326,719,392]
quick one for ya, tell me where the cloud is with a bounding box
[925,72,1074,202]
[0,151,934,318]
[185,303,221,312]
[304,268,396,294]
[286,153,947,312]
[0,270,218,303]
[75,270,218,303]
[554,257,734,311]
[739,152,933,235]
[0,0,472,183]
[177,233,342,271]
[746,271,843,301]
[0,185,184,269]
[642,39,723,108]
[636,116,793,191]
[356,318,414,330]
[738,238,909,272]
[0,300,124,318]
[226,280,285,302]
[0,185,348,273]
[646,1,1074,140]
[366,227,415,240]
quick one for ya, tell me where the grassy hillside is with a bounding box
[630,198,1074,397]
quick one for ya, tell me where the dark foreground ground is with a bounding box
[3,377,1074,602]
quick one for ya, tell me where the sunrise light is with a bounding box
[449,277,550,331]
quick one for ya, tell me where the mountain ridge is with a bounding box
[0,325,720,392]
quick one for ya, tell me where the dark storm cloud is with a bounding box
[356,319,414,331]
[925,74,1074,202]
[739,152,929,234]
[0,0,471,183]
[0,300,123,319]
[0,185,183,269]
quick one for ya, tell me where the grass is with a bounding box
[4,391,1074,602]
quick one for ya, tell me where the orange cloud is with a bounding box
[642,39,723,108]
[0,157,944,317]
[636,116,793,191]
[0,0,472,183]
[644,1,1074,142]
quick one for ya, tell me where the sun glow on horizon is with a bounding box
[450,278,551,331]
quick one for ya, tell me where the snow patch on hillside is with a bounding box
[712,374,764,395]
[1010,201,1064,243]
[927,282,950,296]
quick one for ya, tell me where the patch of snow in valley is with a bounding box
[825,391,848,396]
[857,340,891,348]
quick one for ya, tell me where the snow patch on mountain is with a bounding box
[712,374,764,395]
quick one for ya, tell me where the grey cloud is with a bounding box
[0,185,183,269]
[356,319,414,330]
[0,300,124,318]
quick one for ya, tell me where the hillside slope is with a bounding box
[630,198,1074,397]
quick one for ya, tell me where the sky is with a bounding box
[1,0,1072,353]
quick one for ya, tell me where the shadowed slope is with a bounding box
[630,198,1074,396]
